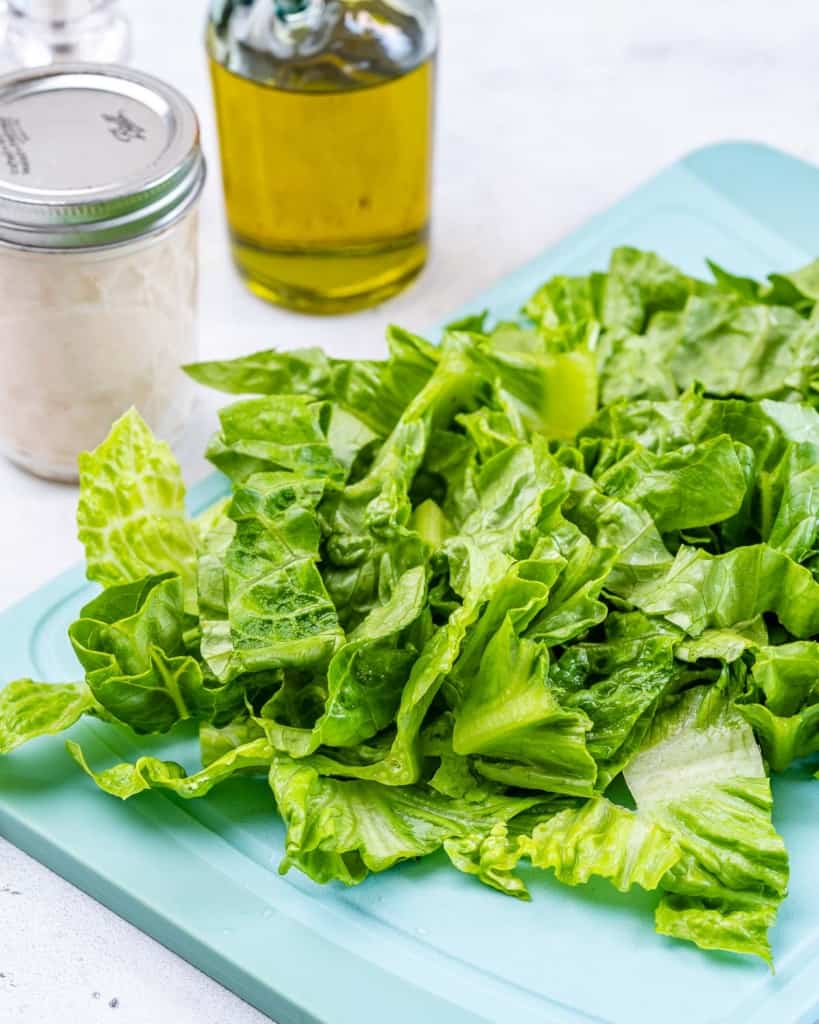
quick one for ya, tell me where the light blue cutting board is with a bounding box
[3,142,819,1024]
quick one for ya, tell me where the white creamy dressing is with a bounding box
[0,213,197,481]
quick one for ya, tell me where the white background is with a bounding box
[1,0,818,1021]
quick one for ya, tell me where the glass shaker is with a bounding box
[6,1,130,67]
[207,0,438,314]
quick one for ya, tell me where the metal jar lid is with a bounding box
[0,63,206,250]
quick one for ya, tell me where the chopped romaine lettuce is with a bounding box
[6,245,819,966]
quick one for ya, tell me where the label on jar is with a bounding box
[101,109,148,144]
[0,117,31,177]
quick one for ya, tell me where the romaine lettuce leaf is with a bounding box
[204,472,343,683]
[184,346,333,397]
[205,395,346,485]
[269,754,538,885]
[671,295,818,399]
[478,339,598,441]
[736,643,819,771]
[445,798,680,901]
[0,679,98,753]
[521,798,680,891]
[200,714,266,766]
[628,544,819,638]
[443,436,567,599]
[68,574,223,733]
[737,703,819,775]
[77,409,197,602]
[763,440,819,562]
[185,326,439,439]
[625,687,788,964]
[68,737,273,799]
[555,635,680,789]
[598,314,682,405]
[257,567,426,756]
[593,434,749,532]
[602,246,700,333]
[563,468,673,594]
[444,823,532,899]
[453,617,596,797]
[524,522,613,644]
[523,271,605,337]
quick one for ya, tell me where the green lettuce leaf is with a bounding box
[331,326,440,436]
[446,557,564,708]
[671,294,818,399]
[555,635,680,789]
[601,246,699,333]
[521,798,680,891]
[625,687,789,964]
[184,347,333,397]
[563,468,673,595]
[523,271,605,339]
[524,522,613,645]
[444,822,532,899]
[0,679,97,754]
[594,434,749,532]
[320,336,484,626]
[453,616,596,796]
[68,737,273,799]
[257,567,427,756]
[628,544,819,638]
[77,409,197,602]
[205,395,346,485]
[736,643,819,771]
[676,618,768,664]
[738,704,819,775]
[269,753,538,886]
[199,714,266,766]
[443,436,567,599]
[446,798,680,901]
[302,599,481,786]
[706,260,766,303]
[763,441,819,562]
[69,574,240,733]
[767,259,819,310]
[598,313,682,405]
[186,328,439,440]
[477,334,598,441]
[203,472,343,683]
[582,391,819,559]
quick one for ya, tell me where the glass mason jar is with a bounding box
[207,0,438,314]
[0,64,206,481]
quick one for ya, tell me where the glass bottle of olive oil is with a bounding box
[207,0,437,314]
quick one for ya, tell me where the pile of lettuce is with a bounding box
[5,246,819,966]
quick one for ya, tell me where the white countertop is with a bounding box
[1,0,817,1020]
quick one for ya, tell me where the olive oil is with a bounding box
[207,1,437,314]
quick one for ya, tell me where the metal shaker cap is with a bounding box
[0,62,206,249]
